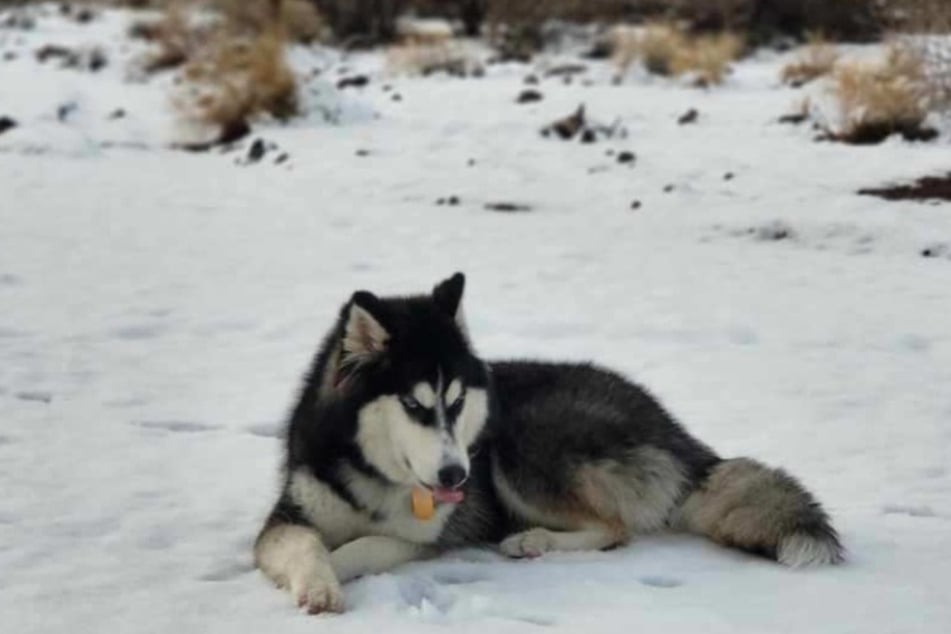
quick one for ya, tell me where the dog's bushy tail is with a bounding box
[677,458,843,567]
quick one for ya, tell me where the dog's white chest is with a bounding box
[289,469,454,549]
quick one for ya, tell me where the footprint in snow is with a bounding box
[882,504,937,518]
[134,420,218,433]
[639,575,683,588]
[200,561,255,582]
[111,324,168,340]
[16,391,52,404]
[245,423,282,438]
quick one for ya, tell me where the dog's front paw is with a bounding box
[291,570,344,615]
[500,528,555,559]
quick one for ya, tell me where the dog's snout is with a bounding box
[437,464,467,489]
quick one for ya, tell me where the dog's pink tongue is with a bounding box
[432,487,464,504]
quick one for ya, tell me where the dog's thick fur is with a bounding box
[255,274,843,613]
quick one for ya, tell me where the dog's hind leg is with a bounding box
[331,536,434,582]
[254,518,344,614]
[499,525,622,558]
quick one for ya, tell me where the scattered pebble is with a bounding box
[337,75,369,90]
[0,116,17,135]
[485,202,532,213]
[677,108,699,125]
[617,151,636,164]
[516,89,543,104]
[631,200,642,210]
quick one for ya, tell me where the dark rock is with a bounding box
[57,102,78,122]
[355,149,370,157]
[524,74,539,85]
[516,89,543,104]
[779,113,808,125]
[617,151,636,164]
[631,200,642,210]
[545,63,587,78]
[678,108,699,125]
[391,94,402,102]
[108,108,126,120]
[580,129,597,144]
[337,75,369,90]
[543,105,585,140]
[485,202,532,213]
[246,138,267,163]
[447,196,460,206]
[663,184,675,193]
[724,172,735,181]
[859,173,951,202]
[0,116,17,135]
[275,153,290,165]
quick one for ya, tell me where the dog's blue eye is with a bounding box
[400,396,422,411]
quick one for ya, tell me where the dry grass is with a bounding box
[614,22,744,87]
[829,44,933,143]
[176,27,298,141]
[781,35,840,87]
[214,0,326,44]
[882,0,951,34]
[386,40,481,77]
[131,1,302,144]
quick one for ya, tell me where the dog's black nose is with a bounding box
[437,465,467,489]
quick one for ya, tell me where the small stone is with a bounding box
[0,116,17,135]
[516,89,543,104]
[617,151,636,164]
[580,129,597,144]
[723,172,735,181]
[678,108,699,125]
[246,138,267,163]
[631,200,642,210]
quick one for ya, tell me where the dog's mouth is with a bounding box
[429,486,465,504]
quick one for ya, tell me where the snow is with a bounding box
[2,5,951,634]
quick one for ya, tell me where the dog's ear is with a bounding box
[342,291,390,362]
[433,272,465,318]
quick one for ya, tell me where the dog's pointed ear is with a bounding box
[433,272,465,319]
[342,291,390,361]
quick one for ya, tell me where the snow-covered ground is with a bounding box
[2,5,950,634]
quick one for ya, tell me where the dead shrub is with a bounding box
[176,26,299,142]
[781,35,839,87]
[214,0,326,44]
[828,44,934,143]
[615,22,743,86]
[881,0,951,34]
[132,2,206,73]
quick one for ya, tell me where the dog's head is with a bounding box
[323,273,490,501]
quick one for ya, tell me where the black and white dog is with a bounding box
[255,274,842,613]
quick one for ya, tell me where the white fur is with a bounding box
[355,387,489,487]
[500,526,618,558]
[288,468,456,549]
[445,379,463,405]
[254,523,344,613]
[412,382,436,409]
[778,532,841,568]
[331,536,431,582]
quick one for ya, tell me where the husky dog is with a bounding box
[255,273,843,613]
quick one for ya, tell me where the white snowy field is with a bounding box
[2,5,951,634]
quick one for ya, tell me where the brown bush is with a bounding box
[615,22,743,86]
[880,0,951,34]
[781,35,839,86]
[829,44,932,143]
[177,27,298,137]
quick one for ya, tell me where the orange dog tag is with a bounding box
[412,487,435,520]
